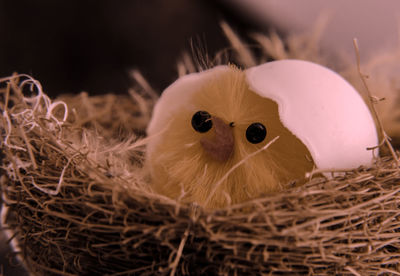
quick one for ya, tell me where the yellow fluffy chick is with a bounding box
[146,60,378,209]
[146,66,313,209]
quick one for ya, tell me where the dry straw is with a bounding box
[1,23,400,275]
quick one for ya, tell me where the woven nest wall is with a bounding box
[1,24,400,275]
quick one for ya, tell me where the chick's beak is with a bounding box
[200,117,234,162]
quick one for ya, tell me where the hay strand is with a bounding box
[353,38,400,167]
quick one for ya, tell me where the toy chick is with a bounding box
[146,60,378,209]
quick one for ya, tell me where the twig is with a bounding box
[353,38,400,167]
[220,21,257,68]
[169,228,189,276]
[30,154,76,196]
[130,70,159,101]
[19,126,38,170]
[345,265,362,276]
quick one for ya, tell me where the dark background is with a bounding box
[0,1,275,275]
[0,0,266,97]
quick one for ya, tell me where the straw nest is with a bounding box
[1,24,400,275]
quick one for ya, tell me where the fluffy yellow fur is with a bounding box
[148,67,314,209]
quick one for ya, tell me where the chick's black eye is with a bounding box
[246,123,267,144]
[191,111,212,133]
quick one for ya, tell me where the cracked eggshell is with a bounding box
[245,59,378,170]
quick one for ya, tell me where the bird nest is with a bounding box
[1,25,400,275]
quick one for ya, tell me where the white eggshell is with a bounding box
[245,59,378,170]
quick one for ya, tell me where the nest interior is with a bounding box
[1,25,400,275]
